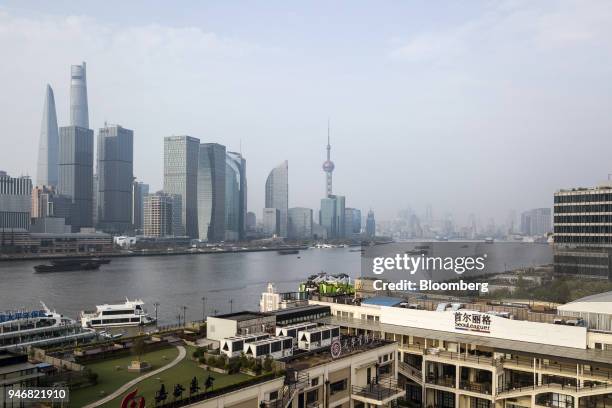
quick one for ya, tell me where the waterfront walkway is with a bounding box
[83,345,187,408]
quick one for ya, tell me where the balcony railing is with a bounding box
[459,380,492,395]
[497,382,612,396]
[352,377,404,402]
[425,375,455,388]
[424,348,498,366]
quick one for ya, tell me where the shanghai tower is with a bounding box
[37,84,59,187]
[70,62,89,128]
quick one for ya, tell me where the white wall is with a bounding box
[380,306,587,349]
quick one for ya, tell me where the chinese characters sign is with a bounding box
[454,311,491,334]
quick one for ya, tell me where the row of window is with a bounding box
[555,215,612,223]
[554,235,612,244]
[555,193,612,204]
[554,204,612,213]
[555,225,612,234]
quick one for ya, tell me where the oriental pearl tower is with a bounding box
[322,120,335,197]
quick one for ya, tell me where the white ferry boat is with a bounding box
[80,298,156,328]
[0,302,96,351]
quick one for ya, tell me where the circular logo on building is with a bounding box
[331,339,342,358]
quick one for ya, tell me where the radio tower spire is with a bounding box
[322,119,335,197]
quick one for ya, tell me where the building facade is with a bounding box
[58,126,94,232]
[366,210,376,238]
[0,172,32,231]
[228,151,247,240]
[164,136,200,238]
[320,195,345,239]
[132,181,149,234]
[521,208,552,236]
[265,161,288,237]
[263,208,280,236]
[554,185,612,280]
[345,208,362,237]
[310,297,612,408]
[288,207,313,240]
[97,125,134,234]
[197,143,226,242]
[36,84,59,188]
[143,192,174,237]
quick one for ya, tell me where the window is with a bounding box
[269,391,279,401]
[329,379,347,394]
[271,341,281,352]
[470,398,491,408]
[311,378,319,387]
[306,389,318,404]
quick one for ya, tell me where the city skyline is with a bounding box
[1,1,612,221]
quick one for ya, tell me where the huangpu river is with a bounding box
[0,243,552,325]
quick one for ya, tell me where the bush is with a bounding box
[263,355,273,372]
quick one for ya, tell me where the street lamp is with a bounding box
[182,306,187,327]
[153,302,160,329]
[229,299,233,314]
[201,297,206,321]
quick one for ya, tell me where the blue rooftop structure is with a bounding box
[361,296,404,307]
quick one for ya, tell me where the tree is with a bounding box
[173,383,185,400]
[190,376,200,395]
[155,384,168,405]
[263,355,273,372]
[131,338,147,362]
[204,374,215,392]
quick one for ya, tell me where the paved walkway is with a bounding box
[83,345,187,408]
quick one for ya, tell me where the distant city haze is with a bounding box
[1,1,612,223]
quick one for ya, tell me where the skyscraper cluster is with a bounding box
[32,62,139,235]
[24,61,372,243]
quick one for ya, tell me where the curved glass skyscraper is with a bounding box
[37,84,59,187]
[265,160,288,237]
[197,143,225,242]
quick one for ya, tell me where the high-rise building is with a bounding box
[132,181,149,234]
[521,208,552,236]
[58,126,94,232]
[92,174,99,226]
[225,154,240,241]
[164,136,200,238]
[265,161,288,237]
[97,125,134,234]
[344,208,361,237]
[262,208,280,236]
[143,192,174,237]
[227,151,247,240]
[70,62,89,128]
[31,185,71,221]
[197,143,225,242]
[288,207,313,240]
[0,172,32,230]
[319,194,345,239]
[36,85,59,187]
[246,211,256,232]
[322,122,335,197]
[554,184,612,279]
[366,209,376,237]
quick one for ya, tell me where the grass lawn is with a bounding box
[69,346,179,408]
[99,346,252,408]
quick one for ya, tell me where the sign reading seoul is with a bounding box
[454,311,491,334]
[0,310,46,323]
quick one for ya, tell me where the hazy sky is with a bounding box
[1,1,612,222]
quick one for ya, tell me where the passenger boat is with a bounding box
[80,299,156,328]
[0,302,96,351]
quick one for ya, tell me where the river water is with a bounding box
[0,248,360,325]
[0,243,553,325]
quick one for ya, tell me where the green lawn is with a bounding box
[99,346,252,408]
[69,346,179,408]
